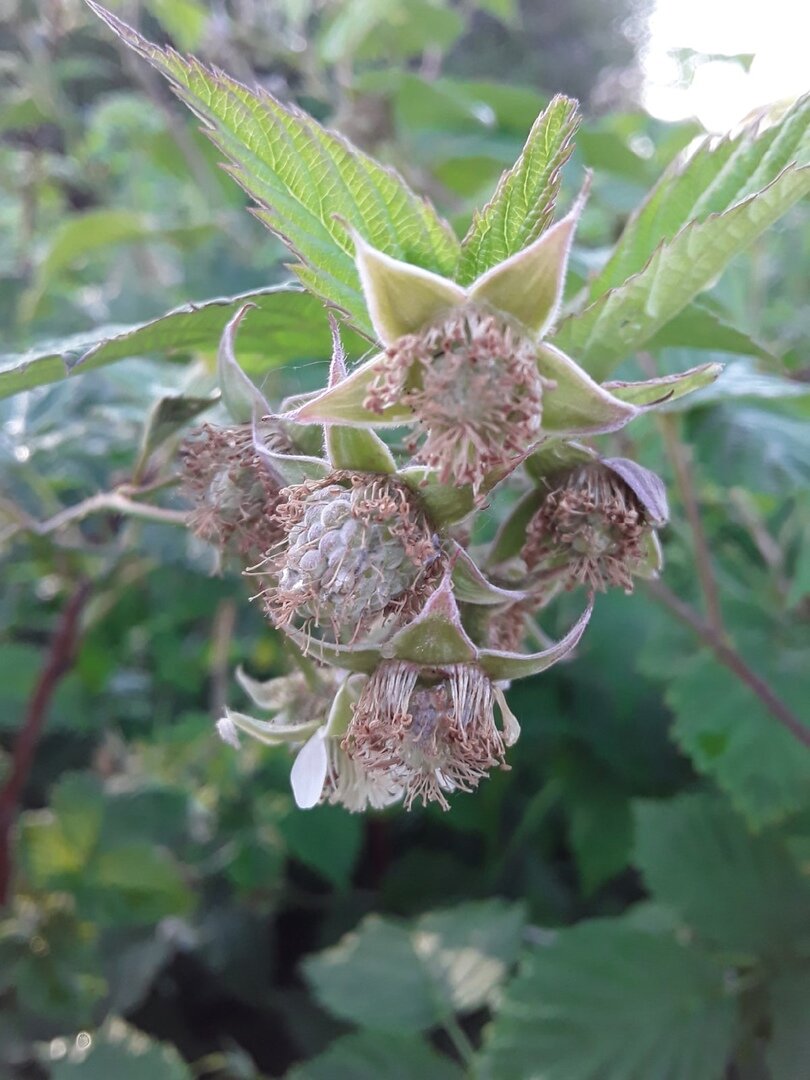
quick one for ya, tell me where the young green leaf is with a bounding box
[554,162,810,379]
[457,94,580,283]
[86,3,460,335]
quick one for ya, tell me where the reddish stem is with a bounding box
[0,581,90,906]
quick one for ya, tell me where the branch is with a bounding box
[0,581,91,906]
[646,578,809,749]
[1,490,188,547]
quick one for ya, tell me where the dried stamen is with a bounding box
[364,307,549,493]
[181,421,290,564]
[523,464,649,593]
[344,661,515,810]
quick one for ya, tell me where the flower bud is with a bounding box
[263,472,441,638]
[363,306,549,493]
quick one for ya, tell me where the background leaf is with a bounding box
[633,794,810,957]
[303,901,525,1031]
[288,1031,464,1080]
[554,162,810,378]
[480,919,738,1080]
[0,286,361,400]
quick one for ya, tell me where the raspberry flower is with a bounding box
[344,660,520,810]
[522,457,668,593]
[218,666,403,812]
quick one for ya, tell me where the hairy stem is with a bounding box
[646,579,809,749]
[0,581,91,906]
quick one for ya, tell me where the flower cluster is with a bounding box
[183,181,718,813]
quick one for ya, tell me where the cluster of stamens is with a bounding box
[344,661,510,810]
[523,464,647,593]
[363,307,549,493]
[260,472,441,639]
[181,422,289,564]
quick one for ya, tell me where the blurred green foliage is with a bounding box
[1,1,808,1078]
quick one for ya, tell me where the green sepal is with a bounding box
[525,439,597,482]
[478,599,593,680]
[220,707,320,746]
[469,184,586,336]
[399,466,477,526]
[634,530,664,579]
[324,674,367,738]
[486,488,545,567]
[279,627,382,673]
[384,576,479,665]
[603,362,724,408]
[217,304,270,423]
[326,422,397,473]
[292,353,414,427]
[254,437,330,485]
[451,543,528,605]
[354,233,466,345]
[538,343,638,434]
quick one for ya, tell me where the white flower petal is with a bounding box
[290,728,329,809]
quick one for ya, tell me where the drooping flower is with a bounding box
[259,470,442,639]
[342,660,520,811]
[180,419,290,566]
[217,666,403,812]
[522,457,668,593]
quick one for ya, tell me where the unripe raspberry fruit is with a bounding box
[263,473,440,637]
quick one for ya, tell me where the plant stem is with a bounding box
[442,1013,477,1067]
[639,353,726,638]
[646,579,809,749]
[0,581,90,906]
[3,490,189,545]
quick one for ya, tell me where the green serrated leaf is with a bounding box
[458,95,580,283]
[302,901,525,1032]
[591,94,810,298]
[554,162,810,379]
[88,3,460,333]
[644,301,773,359]
[665,651,810,828]
[480,919,738,1080]
[0,286,351,400]
[634,794,810,958]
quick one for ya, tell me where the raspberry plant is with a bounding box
[1,3,808,1077]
